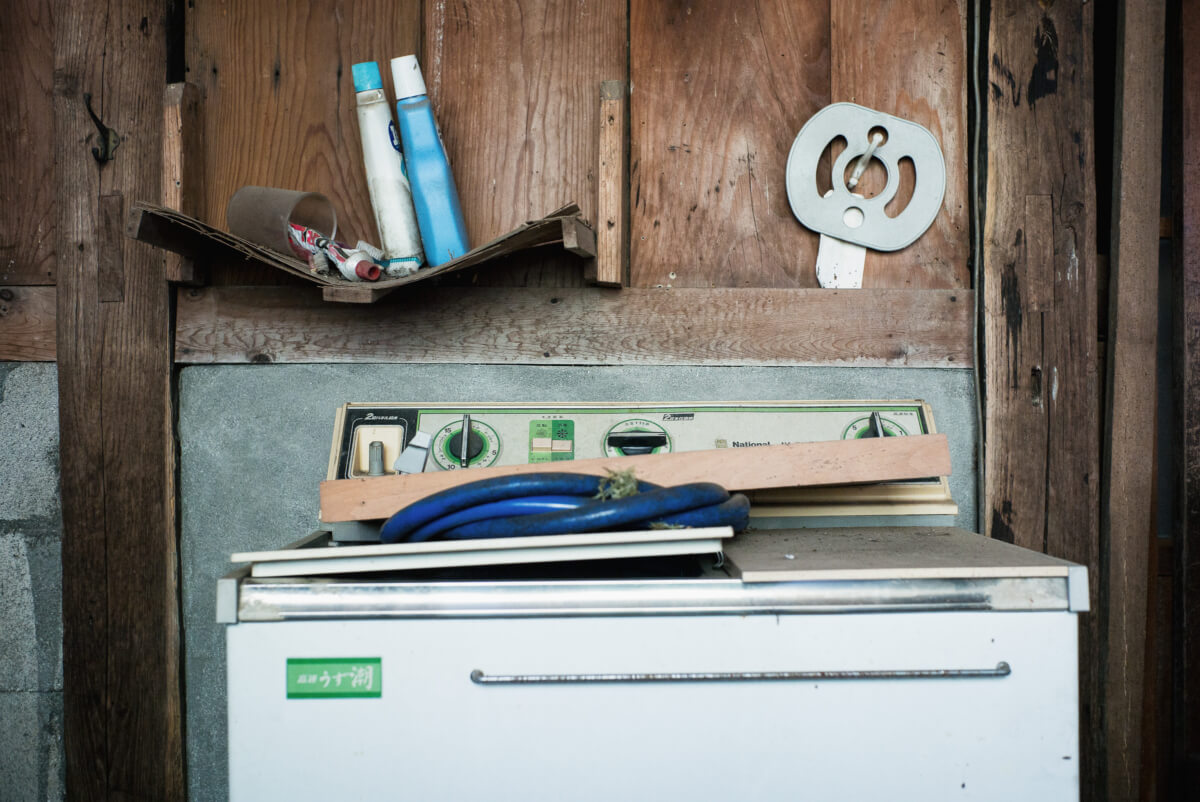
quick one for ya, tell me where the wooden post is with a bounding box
[54,0,183,798]
[591,80,627,287]
[982,1,1102,795]
[1178,0,1200,789]
[1102,2,1166,799]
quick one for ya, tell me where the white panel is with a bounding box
[227,611,1079,800]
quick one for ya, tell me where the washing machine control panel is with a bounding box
[327,401,933,481]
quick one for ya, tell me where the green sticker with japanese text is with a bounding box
[287,658,381,699]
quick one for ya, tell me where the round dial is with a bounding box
[603,418,672,457]
[842,414,909,439]
[431,419,501,469]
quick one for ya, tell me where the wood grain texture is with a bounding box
[629,1,829,288]
[187,0,421,285]
[320,433,952,522]
[175,285,974,367]
[1182,0,1200,787]
[97,193,125,302]
[726,527,1072,584]
[593,80,627,286]
[55,1,182,797]
[830,0,969,289]
[982,2,1102,796]
[162,82,205,284]
[424,0,625,287]
[0,0,55,284]
[0,286,55,360]
[1102,3,1166,798]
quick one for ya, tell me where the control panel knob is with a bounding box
[606,432,669,456]
[447,427,486,465]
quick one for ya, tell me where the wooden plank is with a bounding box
[320,433,953,523]
[560,216,596,258]
[55,1,182,798]
[0,0,55,284]
[725,527,1073,584]
[174,285,975,368]
[425,0,625,287]
[187,0,421,285]
[983,2,1102,795]
[162,82,205,285]
[1102,3,1166,798]
[629,1,829,288]
[593,80,626,287]
[830,0,970,289]
[1180,0,1200,787]
[0,285,55,361]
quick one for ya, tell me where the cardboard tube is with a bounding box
[226,186,337,257]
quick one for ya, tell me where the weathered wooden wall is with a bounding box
[7,1,1182,799]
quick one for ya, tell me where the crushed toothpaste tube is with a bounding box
[287,223,381,282]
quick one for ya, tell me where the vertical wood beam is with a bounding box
[55,1,182,798]
[1178,0,1200,789]
[591,79,627,287]
[982,1,1102,795]
[162,82,205,285]
[1102,2,1166,799]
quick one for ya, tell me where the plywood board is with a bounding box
[174,285,974,367]
[629,1,829,288]
[725,527,1073,583]
[830,0,969,289]
[234,527,731,577]
[319,433,952,523]
[424,0,625,287]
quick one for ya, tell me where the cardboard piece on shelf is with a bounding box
[126,201,595,304]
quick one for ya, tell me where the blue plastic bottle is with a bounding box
[389,55,469,266]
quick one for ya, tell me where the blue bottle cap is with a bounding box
[351,62,383,92]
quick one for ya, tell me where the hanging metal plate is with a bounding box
[785,103,946,252]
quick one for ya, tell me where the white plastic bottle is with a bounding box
[351,61,424,275]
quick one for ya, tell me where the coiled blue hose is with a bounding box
[379,472,750,544]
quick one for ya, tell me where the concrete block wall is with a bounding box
[0,363,65,801]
